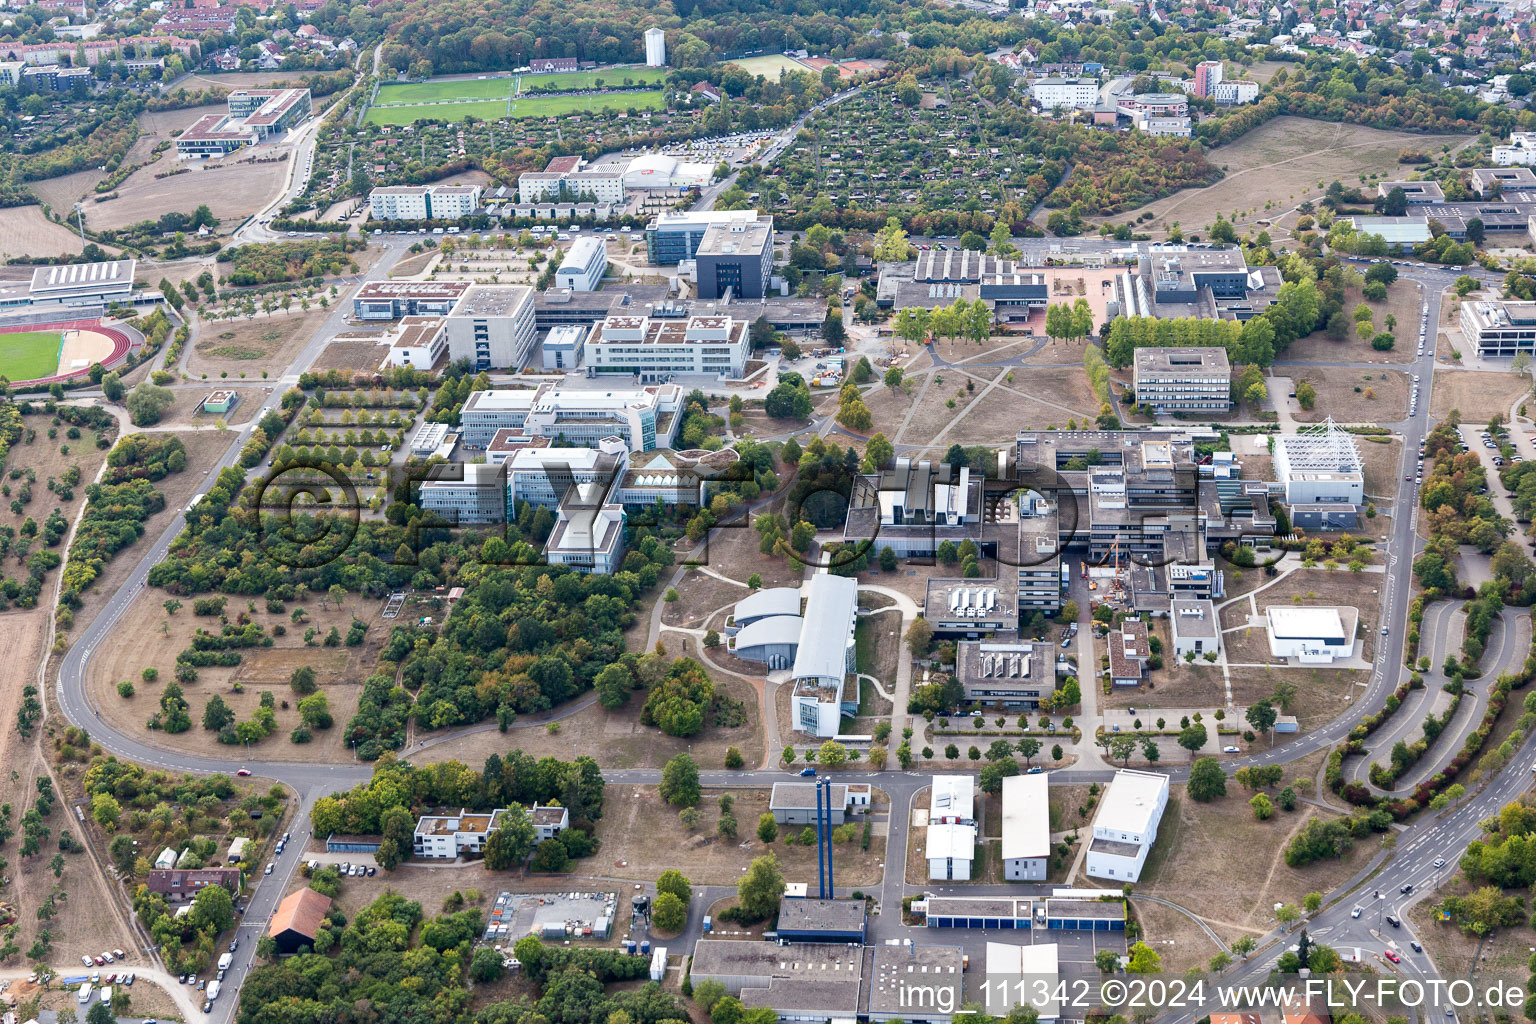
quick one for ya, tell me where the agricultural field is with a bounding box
[0,330,63,382]
[85,152,290,235]
[1091,116,1475,239]
[0,205,100,262]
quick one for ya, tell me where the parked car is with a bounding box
[1222,745,1240,753]
[799,767,816,777]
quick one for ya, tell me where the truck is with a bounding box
[208,980,222,1001]
[218,952,234,972]
[702,915,712,933]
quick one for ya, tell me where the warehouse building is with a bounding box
[986,942,1061,1021]
[555,237,608,292]
[446,285,537,371]
[1001,773,1049,881]
[1085,769,1168,882]
[688,941,865,1019]
[777,898,867,943]
[768,781,871,826]
[694,218,773,300]
[867,943,964,1024]
[1132,346,1232,413]
[927,775,976,881]
[268,889,331,955]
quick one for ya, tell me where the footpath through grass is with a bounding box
[0,330,62,382]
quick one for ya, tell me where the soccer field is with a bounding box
[362,90,664,124]
[373,78,514,106]
[517,67,666,93]
[727,55,809,80]
[0,330,62,382]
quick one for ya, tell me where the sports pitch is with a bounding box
[727,54,810,80]
[373,77,514,105]
[0,330,62,382]
[518,68,665,92]
[363,89,665,125]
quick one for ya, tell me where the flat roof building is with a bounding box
[924,580,1018,637]
[1462,298,1536,357]
[695,218,773,300]
[1265,605,1356,663]
[689,941,865,1019]
[541,323,586,370]
[1085,769,1168,883]
[386,316,447,369]
[417,462,509,525]
[986,942,1062,1021]
[768,781,872,825]
[1132,346,1231,413]
[370,183,482,221]
[460,382,681,451]
[777,897,868,943]
[29,259,136,305]
[352,280,469,320]
[1274,420,1363,505]
[585,313,750,380]
[446,285,537,371]
[1001,773,1050,881]
[646,210,769,265]
[545,480,626,574]
[955,641,1056,710]
[556,237,608,292]
[176,88,309,157]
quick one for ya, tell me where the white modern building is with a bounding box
[499,438,628,508]
[545,481,627,574]
[541,323,586,370]
[1030,77,1099,110]
[645,27,667,67]
[927,822,975,881]
[445,285,537,371]
[646,210,769,264]
[413,808,506,859]
[1085,769,1169,882]
[585,313,750,379]
[459,382,680,451]
[1273,420,1364,506]
[624,153,715,191]
[1265,606,1356,663]
[385,316,447,369]
[369,183,482,221]
[789,573,860,738]
[1212,79,1259,104]
[517,157,627,205]
[417,463,508,524]
[1493,131,1536,166]
[555,237,608,292]
[1001,773,1049,881]
[1462,299,1536,357]
[1169,598,1219,660]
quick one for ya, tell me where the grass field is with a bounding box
[363,89,664,125]
[519,68,665,92]
[727,54,808,80]
[0,331,61,382]
[374,78,513,105]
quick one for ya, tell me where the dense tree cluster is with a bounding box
[216,238,366,286]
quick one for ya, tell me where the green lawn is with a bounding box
[518,67,666,93]
[362,89,663,125]
[0,330,62,382]
[374,77,514,105]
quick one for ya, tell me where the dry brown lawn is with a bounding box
[310,338,392,374]
[1292,368,1408,423]
[1285,280,1425,364]
[153,386,270,428]
[663,569,748,629]
[87,586,384,762]
[1137,771,1369,969]
[1356,434,1403,507]
[389,250,441,278]
[0,205,108,262]
[596,785,886,886]
[87,144,290,235]
[1430,369,1532,423]
[1091,117,1474,240]
[187,306,333,378]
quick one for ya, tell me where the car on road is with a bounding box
[1351,907,1362,918]
[202,1001,212,1014]
[1381,626,1389,635]
[237,768,251,776]
[265,863,274,875]
[799,767,816,777]
[1223,746,1240,753]
[1411,941,1424,953]
[229,940,239,953]
[1400,883,1414,894]
[1384,949,1401,964]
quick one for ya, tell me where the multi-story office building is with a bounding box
[1212,80,1259,104]
[555,237,608,292]
[176,88,311,157]
[646,210,770,265]
[459,383,681,451]
[1132,346,1232,413]
[369,184,482,221]
[417,463,508,524]
[544,481,627,574]
[955,641,1056,709]
[694,219,773,299]
[789,574,860,737]
[498,439,628,509]
[1462,298,1536,356]
[1029,77,1100,109]
[445,285,537,370]
[584,313,750,380]
[352,281,469,320]
[541,323,585,370]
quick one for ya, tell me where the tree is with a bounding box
[1126,941,1162,973]
[818,740,847,767]
[905,617,934,657]
[1296,380,1316,410]
[101,372,124,402]
[873,217,911,262]
[1177,723,1208,758]
[1095,948,1121,973]
[737,853,786,921]
[289,665,318,695]
[652,891,687,932]
[724,746,745,769]
[1188,757,1228,802]
[126,382,174,426]
[484,810,537,869]
[1141,738,1160,763]
[1383,186,1408,217]
[864,433,894,471]
[660,754,701,807]
[470,946,504,982]
[757,813,778,843]
[884,366,904,389]
[1250,793,1274,820]
[1246,699,1277,742]
[191,880,234,934]
[1304,891,1323,913]
[1276,903,1301,928]
[1017,737,1041,765]
[202,695,235,732]
[822,311,847,347]
[1109,735,1136,766]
